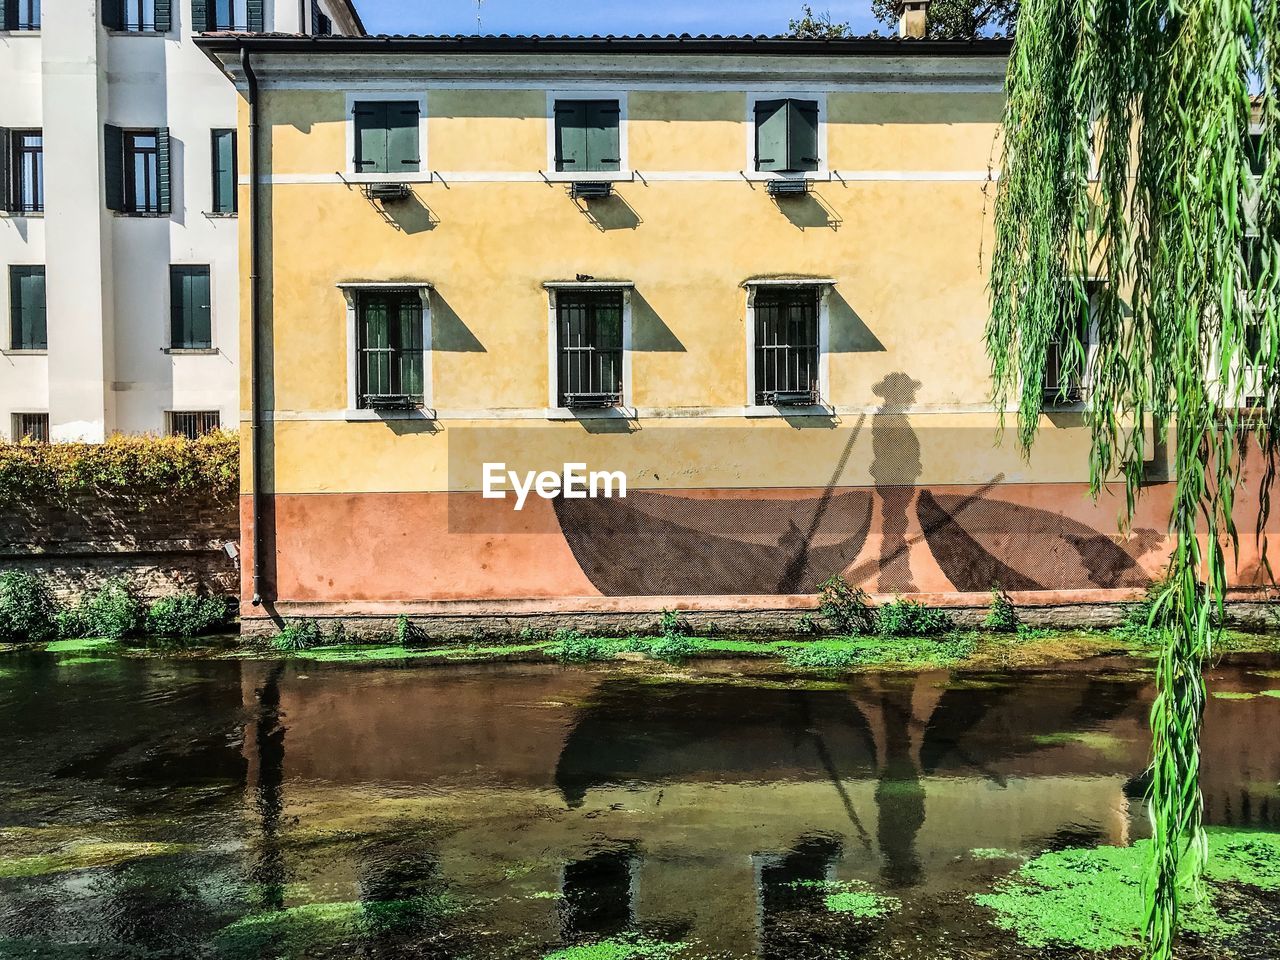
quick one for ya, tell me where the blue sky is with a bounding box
[352,1,882,38]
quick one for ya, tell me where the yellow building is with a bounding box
[195,34,1270,634]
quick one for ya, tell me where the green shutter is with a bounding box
[385,101,420,172]
[10,266,46,351]
[353,101,388,172]
[156,127,171,214]
[104,125,125,211]
[246,0,263,31]
[212,129,236,213]
[788,100,820,172]
[191,0,209,32]
[154,0,171,31]
[171,267,212,349]
[584,100,621,172]
[102,0,125,29]
[0,128,10,213]
[755,99,788,172]
[554,101,587,172]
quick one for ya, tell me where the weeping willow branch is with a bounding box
[987,0,1279,956]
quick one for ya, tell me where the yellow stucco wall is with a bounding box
[240,84,1104,497]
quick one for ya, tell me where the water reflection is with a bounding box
[1,653,1280,958]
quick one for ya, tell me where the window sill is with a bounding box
[542,171,632,183]
[107,29,169,36]
[0,29,40,35]
[113,211,169,219]
[744,171,829,183]
[344,408,437,422]
[204,211,238,219]
[0,210,43,218]
[743,403,835,418]
[164,347,218,356]
[546,406,638,421]
[343,171,434,184]
[2,349,48,357]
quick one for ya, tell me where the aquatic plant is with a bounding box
[145,592,232,639]
[542,935,687,960]
[983,589,1020,633]
[545,630,622,663]
[876,598,954,637]
[816,575,876,634]
[0,840,191,879]
[986,0,1279,948]
[0,570,59,644]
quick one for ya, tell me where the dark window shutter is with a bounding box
[1,1,15,32]
[788,100,820,172]
[102,0,125,30]
[191,0,210,32]
[353,102,388,172]
[754,99,787,172]
[104,124,125,211]
[0,128,10,213]
[246,0,263,32]
[171,266,212,349]
[554,101,588,172]
[385,101,420,172]
[584,100,621,172]
[156,127,171,214]
[154,0,172,31]
[211,129,236,213]
[10,266,47,351]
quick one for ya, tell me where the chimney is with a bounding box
[898,0,930,39]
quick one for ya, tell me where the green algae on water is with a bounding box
[975,829,1280,950]
[542,936,688,960]
[1030,731,1128,759]
[43,637,116,654]
[0,841,190,879]
[970,848,1020,860]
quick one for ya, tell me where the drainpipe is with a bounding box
[242,46,265,607]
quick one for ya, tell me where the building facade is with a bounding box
[0,0,362,443]
[197,35,1274,632]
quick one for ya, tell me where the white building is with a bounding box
[0,0,363,442]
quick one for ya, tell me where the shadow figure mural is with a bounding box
[871,373,923,593]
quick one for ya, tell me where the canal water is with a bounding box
[2,650,1279,959]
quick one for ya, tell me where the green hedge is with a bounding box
[0,431,238,503]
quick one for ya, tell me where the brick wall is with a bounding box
[0,488,239,599]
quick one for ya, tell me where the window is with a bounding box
[103,0,172,32]
[1,129,42,213]
[170,266,212,349]
[210,129,236,214]
[1044,282,1099,406]
[754,98,820,174]
[11,413,48,443]
[556,291,623,408]
[167,411,220,439]
[8,265,45,351]
[2,0,40,30]
[352,101,420,175]
[554,100,621,174]
[311,0,331,34]
[192,0,260,32]
[1248,132,1265,178]
[105,126,171,215]
[753,287,820,405]
[357,291,424,409]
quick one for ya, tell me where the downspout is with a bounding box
[241,46,264,606]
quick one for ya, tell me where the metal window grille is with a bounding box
[1043,284,1094,405]
[754,287,819,405]
[13,0,39,29]
[212,0,248,31]
[12,413,48,442]
[125,0,156,30]
[124,132,160,214]
[357,291,424,409]
[167,410,220,439]
[557,291,623,408]
[10,132,42,213]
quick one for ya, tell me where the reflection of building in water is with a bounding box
[229,664,1280,954]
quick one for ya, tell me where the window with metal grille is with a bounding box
[8,265,45,351]
[3,0,40,29]
[556,291,623,408]
[167,410,220,439]
[124,131,161,213]
[754,287,819,405]
[1044,282,1096,406]
[12,413,49,442]
[357,291,424,409]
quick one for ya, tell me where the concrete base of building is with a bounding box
[238,592,1278,641]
